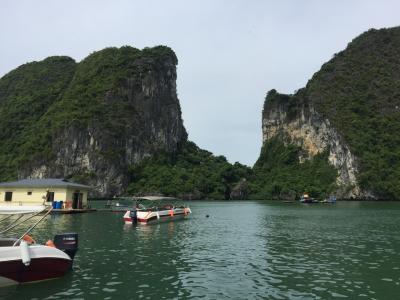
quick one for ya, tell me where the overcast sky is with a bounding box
[1,1,399,166]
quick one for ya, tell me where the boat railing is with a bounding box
[0,214,15,225]
[0,207,53,247]
[12,208,53,246]
[0,208,47,235]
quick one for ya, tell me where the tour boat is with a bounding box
[122,196,192,224]
[0,208,78,287]
[299,193,319,203]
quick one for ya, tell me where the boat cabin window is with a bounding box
[27,191,32,195]
[4,191,12,201]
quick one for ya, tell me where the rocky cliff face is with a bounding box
[260,26,400,200]
[262,90,364,199]
[8,46,187,197]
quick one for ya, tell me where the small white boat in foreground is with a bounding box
[0,208,78,287]
[122,196,192,224]
[0,236,77,287]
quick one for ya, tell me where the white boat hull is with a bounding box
[0,245,72,287]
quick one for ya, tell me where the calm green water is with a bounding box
[2,201,400,300]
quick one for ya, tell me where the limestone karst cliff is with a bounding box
[0,46,250,199]
[261,90,362,199]
[0,46,187,197]
[258,26,400,200]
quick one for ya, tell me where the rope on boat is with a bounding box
[0,213,28,234]
[0,207,48,234]
[13,207,53,246]
[0,213,15,225]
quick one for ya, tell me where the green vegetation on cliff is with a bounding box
[0,56,76,179]
[43,45,178,129]
[127,141,251,199]
[18,46,181,166]
[0,45,183,175]
[250,137,337,200]
[128,134,337,200]
[305,27,400,199]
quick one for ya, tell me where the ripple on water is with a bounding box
[102,287,117,293]
[106,281,123,286]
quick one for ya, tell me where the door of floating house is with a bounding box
[72,192,83,209]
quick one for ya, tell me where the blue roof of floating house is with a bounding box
[0,178,91,189]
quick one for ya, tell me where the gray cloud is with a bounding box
[1,0,399,165]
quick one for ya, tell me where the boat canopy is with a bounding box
[134,196,177,201]
[118,196,179,201]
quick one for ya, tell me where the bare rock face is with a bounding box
[18,46,187,197]
[230,178,249,200]
[262,90,374,199]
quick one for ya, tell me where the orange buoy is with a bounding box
[22,234,35,245]
[45,240,56,247]
[169,209,174,217]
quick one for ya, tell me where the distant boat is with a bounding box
[123,196,191,224]
[299,193,319,204]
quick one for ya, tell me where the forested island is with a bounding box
[0,26,399,200]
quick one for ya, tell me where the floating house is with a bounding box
[0,178,91,209]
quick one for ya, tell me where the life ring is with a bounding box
[22,234,36,245]
[169,209,174,217]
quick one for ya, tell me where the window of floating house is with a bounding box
[5,192,12,201]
